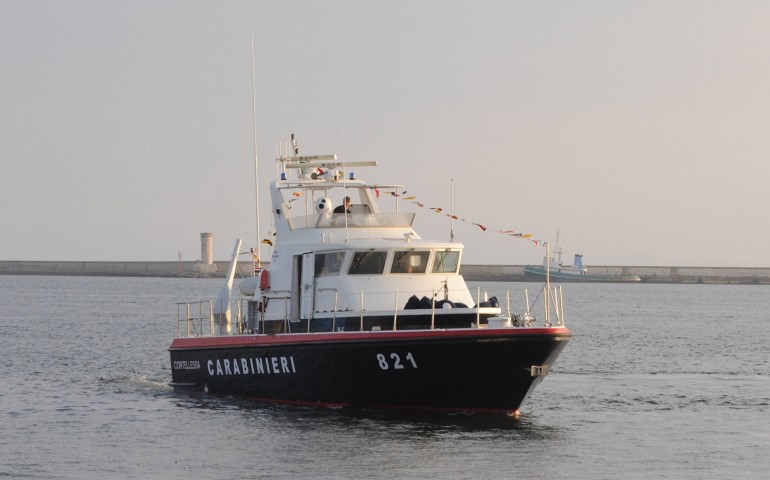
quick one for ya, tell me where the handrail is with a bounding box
[286,212,416,230]
[176,300,213,337]
[174,285,565,338]
[359,291,364,331]
[476,287,481,328]
[393,290,399,331]
[431,289,435,329]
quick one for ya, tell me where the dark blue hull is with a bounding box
[169,327,571,414]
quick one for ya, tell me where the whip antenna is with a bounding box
[450,178,455,243]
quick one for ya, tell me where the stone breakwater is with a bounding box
[2,261,770,284]
[0,261,252,278]
[460,265,770,285]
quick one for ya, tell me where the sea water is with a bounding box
[1,276,768,479]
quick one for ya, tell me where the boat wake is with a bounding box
[96,374,172,396]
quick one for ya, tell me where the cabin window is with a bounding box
[315,251,345,277]
[348,250,387,275]
[391,250,430,274]
[432,250,460,273]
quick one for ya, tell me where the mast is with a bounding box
[250,8,261,267]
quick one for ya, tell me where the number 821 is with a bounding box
[376,352,418,370]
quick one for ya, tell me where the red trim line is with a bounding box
[169,326,571,350]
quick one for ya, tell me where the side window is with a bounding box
[391,250,430,274]
[432,250,460,273]
[315,251,345,277]
[348,250,387,275]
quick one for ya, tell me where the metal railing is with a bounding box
[175,285,566,338]
[286,212,416,230]
[176,301,213,337]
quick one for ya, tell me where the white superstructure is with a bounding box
[247,150,481,327]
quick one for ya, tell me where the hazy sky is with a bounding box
[2,1,770,267]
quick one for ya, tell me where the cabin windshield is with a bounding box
[315,248,461,276]
[348,250,388,275]
[315,251,345,277]
[391,250,430,274]
[432,250,460,273]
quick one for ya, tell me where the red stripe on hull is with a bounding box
[169,326,572,350]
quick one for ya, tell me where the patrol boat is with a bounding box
[169,145,571,414]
